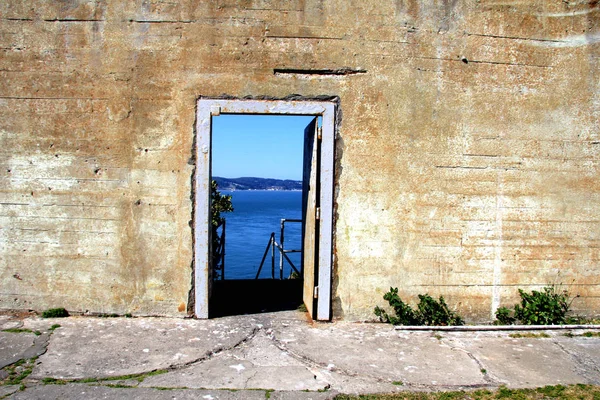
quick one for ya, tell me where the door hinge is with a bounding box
[314,286,319,299]
[317,126,322,140]
[316,207,320,220]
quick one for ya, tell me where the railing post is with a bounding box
[280,219,285,280]
[271,232,275,279]
[221,219,226,280]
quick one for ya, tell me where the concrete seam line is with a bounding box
[171,326,262,370]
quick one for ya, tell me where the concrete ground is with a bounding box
[0,310,599,399]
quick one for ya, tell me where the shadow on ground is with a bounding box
[209,279,304,317]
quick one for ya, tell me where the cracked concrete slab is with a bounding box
[141,331,330,391]
[8,384,269,399]
[0,385,19,397]
[30,315,266,380]
[0,331,38,369]
[553,337,600,384]
[1,312,598,397]
[271,322,488,389]
[443,332,589,388]
[0,317,23,331]
[312,369,407,395]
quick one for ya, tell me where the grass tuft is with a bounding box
[41,308,69,318]
[508,333,550,339]
[332,384,600,399]
[42,377,67,385]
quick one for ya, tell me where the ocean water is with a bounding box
[221,190,303,280]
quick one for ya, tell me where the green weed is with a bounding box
[583,331,600,338]
[508,333,550,339]
[494,307,516,325]
[73,369,167,385]
[105,383,134,389]
[374,288,463,326]
[41,308,69,318]
[2,328,40,336]
[1,357,38,386]
[495,284,577,326]
[98,313,120,318]
[42,377,67,385]
[332,383,600,399]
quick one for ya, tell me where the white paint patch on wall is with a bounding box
[7,153,77,191]
[530,34,600,48]
[534,9,600,18]
[491,169,505,319]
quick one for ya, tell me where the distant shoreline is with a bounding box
[213,176,302,191]
[223,189,302,192]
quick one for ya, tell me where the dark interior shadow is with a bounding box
[209,279,303,318]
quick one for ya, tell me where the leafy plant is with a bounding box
[494,306,516,325]
[416,294,464,326]
[374,288,464,326]
[514,286,574,325]
[374,287,418,325]
[211,180,233,228]
[495,285,578,325]
[211,180,233,280]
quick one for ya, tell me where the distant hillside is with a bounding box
[213,176,302,191]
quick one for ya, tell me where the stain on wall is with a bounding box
[0,0,598,321]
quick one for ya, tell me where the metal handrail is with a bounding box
[255,218,302,279]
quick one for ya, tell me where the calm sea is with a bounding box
[221,190,303,280]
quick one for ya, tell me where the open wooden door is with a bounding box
[302,117,319,319]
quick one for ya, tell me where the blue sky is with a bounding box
[212,114,314,180]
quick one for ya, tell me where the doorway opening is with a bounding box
[195,99,336,320]
[210,114,313,316]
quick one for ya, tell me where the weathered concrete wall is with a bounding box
[1,1,598,320]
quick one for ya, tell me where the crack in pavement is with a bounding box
[243,369,259,389]
[1,330,51,370]
[28,323,264,387]
[266,328,496,392]
[440,337,506,386]
[553,340,600,385]
[266,329,358,378]
[154,326,263,373]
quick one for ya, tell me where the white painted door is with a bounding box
[302,117,319,319]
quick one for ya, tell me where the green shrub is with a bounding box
[374,287,464,326]
[41,308,69,318]
[495,285,578,325]
[416,294,464,326]
[494,306,516,325]
[374,287,418,325]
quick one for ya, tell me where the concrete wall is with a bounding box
[1,0,598,321]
